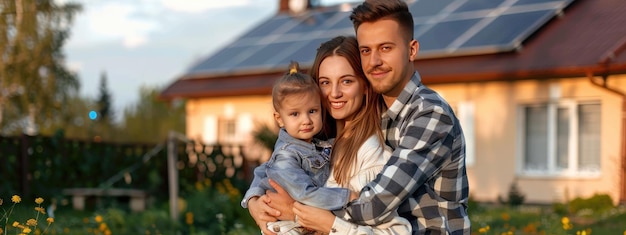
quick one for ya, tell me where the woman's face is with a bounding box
[317,55,366,122]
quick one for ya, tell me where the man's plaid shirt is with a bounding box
[336,72,471,235]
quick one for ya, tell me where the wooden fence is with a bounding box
[0,133,255,202]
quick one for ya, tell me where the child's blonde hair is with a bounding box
[271,61,320,111]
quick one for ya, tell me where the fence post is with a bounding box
[167,131,179,222]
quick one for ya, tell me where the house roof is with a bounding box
[160,0,626,100]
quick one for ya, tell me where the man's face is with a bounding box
[356,19,418,98]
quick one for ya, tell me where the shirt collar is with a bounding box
[385,72,422,120]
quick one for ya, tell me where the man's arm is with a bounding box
[341,105,457,225]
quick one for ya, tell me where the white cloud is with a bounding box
[67,61,83,73]
[77,2,158,48]
[123,34,148,49]
[161,0,252,13]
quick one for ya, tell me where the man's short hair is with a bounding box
[350,0,414,42]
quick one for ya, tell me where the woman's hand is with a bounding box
[247,195,280,234]
[292,202,336,233]
[267,179,297,221]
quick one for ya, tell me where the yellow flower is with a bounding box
[185,212,194,225]
[501,213,510,221]
[13,221,20,227]
[95,215,103,223]
[561,217,570,225]
[35,207,46,214]
[46,218,54,224]
[22,227,31,233]
[26,219,37,226]
[12,195,22,203]
[35,198,44,204]
[99,222,108,231]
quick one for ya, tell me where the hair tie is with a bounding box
[289,67,298,75]
[288,61,299,75]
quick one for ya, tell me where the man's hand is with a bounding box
[267,179,296,221]
[247,195,280,234]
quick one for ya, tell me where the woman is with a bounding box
[247,36,411,234]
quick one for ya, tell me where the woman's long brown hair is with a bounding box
[310,36,385,187]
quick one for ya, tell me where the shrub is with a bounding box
[569,193,613,216]
[498,181,526,206]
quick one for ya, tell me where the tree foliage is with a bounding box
[93,71,115,140]
[97,71,114,122]
[0,0,81,135]
[116,85,185,143]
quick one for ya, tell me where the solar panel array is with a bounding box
[186,0,574,76]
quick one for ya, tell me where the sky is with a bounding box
[62,0,360,120]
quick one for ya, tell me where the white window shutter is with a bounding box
[203,115,218,145]
[458,102,475,166]
[237,114,254,143]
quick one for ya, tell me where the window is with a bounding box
[453,102,475,167]
[520,101,601,176]
[219,118,237,144]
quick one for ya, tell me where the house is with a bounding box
[160,0,626,205]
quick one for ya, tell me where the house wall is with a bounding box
[184,74,625,205]
[430,74,626,205]
[185,95,276,162]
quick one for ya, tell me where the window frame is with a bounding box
[517,99,601,179]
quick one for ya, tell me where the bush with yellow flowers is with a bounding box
[1,195,54,235]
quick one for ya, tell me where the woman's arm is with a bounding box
[293,202,411,234]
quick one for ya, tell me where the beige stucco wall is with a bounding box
[184,74,625,205]
[186,95,276,162]
[431,74,625,205]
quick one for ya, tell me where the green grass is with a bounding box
[469,203,626,234]
[4,189,626,235]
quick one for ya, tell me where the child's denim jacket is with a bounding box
[241,128,349,210]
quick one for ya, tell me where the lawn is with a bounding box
[3,187,626,235]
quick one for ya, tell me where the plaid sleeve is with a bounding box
[344,101,458,225]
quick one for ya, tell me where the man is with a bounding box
[247,0,470,234]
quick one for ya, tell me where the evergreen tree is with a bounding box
[97,71,114,122]
[93,71,115,140]
[0,0,82,135]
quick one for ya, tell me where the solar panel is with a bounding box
[418,18,481,52]
[513,0,570,6]
[284,11,338,34]
[409,0,454,20]
[241,16,291,39]
[460,9,553,50]
[234,41,299,69]
[452,0,507,13]
[278,37,333,66]
[185,0,576,76]
[186,45,253,74]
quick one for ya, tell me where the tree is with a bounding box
[94,71,115,140]
[116,86,185,143]
[0,0,82,135]
[97,71,114,122]
[98,72,115,122]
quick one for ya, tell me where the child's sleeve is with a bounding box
[267,150,350,210]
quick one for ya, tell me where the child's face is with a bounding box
[274,91,323,142]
